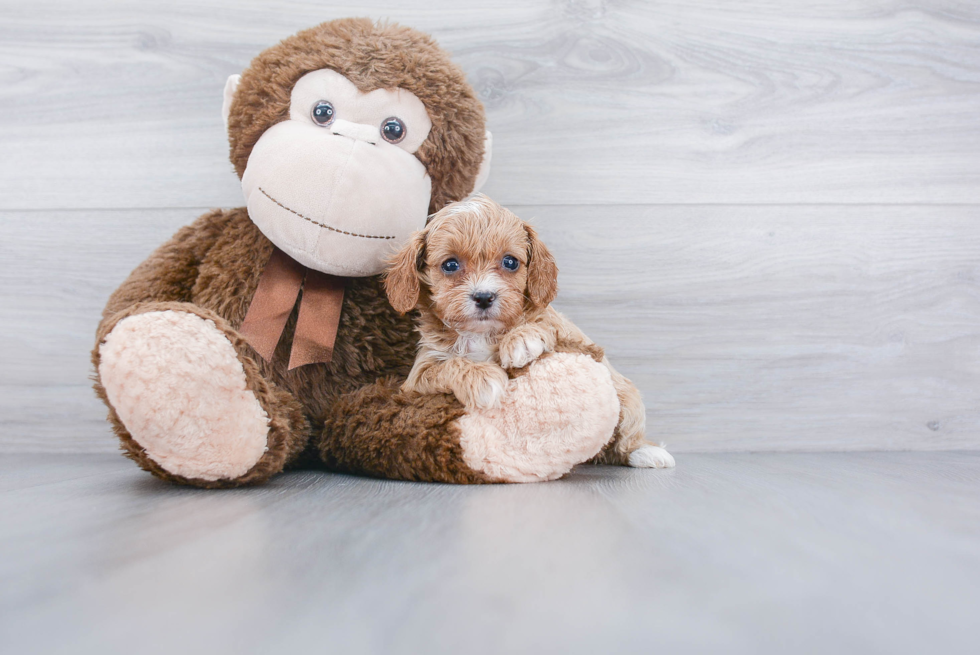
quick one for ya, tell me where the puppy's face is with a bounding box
[385,195,558,334]
[422,203,530,333]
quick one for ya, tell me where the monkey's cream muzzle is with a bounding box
[242,121,431,276]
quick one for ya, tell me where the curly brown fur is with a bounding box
[101,208,227,318]
[228,18,486,213]
[320,379,492,483]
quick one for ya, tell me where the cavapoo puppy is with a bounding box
[384,194,674,468]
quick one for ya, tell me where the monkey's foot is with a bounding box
[628,445,676,469]
[457,352,620,482]
[98,310,271,482]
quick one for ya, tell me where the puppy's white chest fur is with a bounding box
[451,331,497,362]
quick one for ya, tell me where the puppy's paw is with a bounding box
[628,444,676,469]
[453,363,509,409]
[498,331,548,369]
[472,376,506,409]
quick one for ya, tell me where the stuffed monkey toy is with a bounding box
[92,18,623,487]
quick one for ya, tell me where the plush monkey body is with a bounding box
[93,19,625,488]
[95,207,492,486]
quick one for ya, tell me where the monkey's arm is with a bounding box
[320,349,622,484]
[404,350,508,409]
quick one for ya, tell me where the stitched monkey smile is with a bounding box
[258,187,396,240]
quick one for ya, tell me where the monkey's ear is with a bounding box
[384,231,427,314]
[470,131,493,195]
[525,224,558,307]
[222,74,241,129]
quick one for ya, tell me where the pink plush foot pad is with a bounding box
[98,310,270,482]
[457,352,620,482]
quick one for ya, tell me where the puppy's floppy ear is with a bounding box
[525,224,558,307]
[384,230,426,314]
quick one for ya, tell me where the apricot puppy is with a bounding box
[384,194,674,468]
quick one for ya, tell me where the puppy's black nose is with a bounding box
[472,291,496,310]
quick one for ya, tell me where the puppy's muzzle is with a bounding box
[471,291,496,310]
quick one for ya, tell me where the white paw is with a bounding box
[499,333,547,369]
[472,374,506,409]
[628,445,676,469]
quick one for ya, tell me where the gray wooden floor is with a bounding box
[2,452,979,654]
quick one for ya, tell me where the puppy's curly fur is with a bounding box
[384,195,660,466]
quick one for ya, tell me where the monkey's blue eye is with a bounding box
[502,255,519,271]
[312,101,335,125]
[441,258,460,273]
[381,117,406,143]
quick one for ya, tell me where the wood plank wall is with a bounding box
[2,1,978,453]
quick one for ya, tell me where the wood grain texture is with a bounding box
[534,204,980,452]
[1,1,979,208]
[2,452,979,654]
[3,205,978,454]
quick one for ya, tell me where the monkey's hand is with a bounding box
[450,361,509,409]
[498,323,555,370]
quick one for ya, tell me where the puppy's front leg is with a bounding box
[404,353,509,409]
[498,322,557,369]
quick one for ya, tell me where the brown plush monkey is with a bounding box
[92,18,624,487]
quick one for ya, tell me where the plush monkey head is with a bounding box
[222,19,491,276]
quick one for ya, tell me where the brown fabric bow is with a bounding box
[239,248,346,370]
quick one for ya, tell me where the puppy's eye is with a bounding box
[311,100,335,125]
[441,258,460,273]
[501,255,519,271]
[381,117,406,144]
